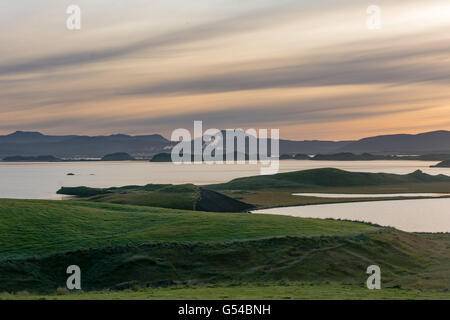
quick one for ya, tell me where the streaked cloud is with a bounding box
[0,0,449,139]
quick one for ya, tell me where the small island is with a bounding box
[2,155,61,162]
[431,160,450,168]
[312,153,391,161]
[101,152,135,161]
[150,153,172,162]
[294,153,311,160]
[279,154,294,160]
[150,152,252,162]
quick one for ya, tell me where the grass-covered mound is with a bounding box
[89,184,200,211]
[57,184,254,212]
[208,168,450,191]
[206,168,450,208]
[0,199,448,295]
[0,199,377,260]
[1,228,448,293]
[57,169,450,212]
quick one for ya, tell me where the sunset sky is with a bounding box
[0,0,449,140]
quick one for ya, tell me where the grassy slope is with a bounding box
[60,184,199,210]
[0,199,378,260]
[57,169,450,210]
[90,184,199,210]
[59,184,253,212]
[1,198,448,297]
[1,230,449,293]
[224,189,450,209]
[208,168,450,191]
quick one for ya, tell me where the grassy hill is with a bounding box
[1,223,449,293]
[58,184,254,212]
[88,184,200,211]
[208,168,450,191]
[0,199,448,296]
[57,169,450,211]
[0,199,377,260]
[206,168,450,208]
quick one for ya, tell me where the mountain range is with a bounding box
[0,130,449,158]
[0,131,171,158]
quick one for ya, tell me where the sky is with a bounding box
[0,0,449,140]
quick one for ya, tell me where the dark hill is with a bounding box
[279,140,352,154]
[0,131,171,158]
[340,130,450,154]
[57,184,254,212]
[196,188,255,212]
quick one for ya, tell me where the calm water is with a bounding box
[0,160,448,199]
[253,198,450,233]
[293,193,450,198]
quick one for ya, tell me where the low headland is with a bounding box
[2,152,139,162]
[431,160,450,168]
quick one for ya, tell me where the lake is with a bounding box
[0,160,449,199]
[253,198,450,233]
[293,193,450,198]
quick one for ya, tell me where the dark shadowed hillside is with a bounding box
[279,139,352,154]
[340,130,450,154]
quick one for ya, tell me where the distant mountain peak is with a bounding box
[109,134,131,138]
[339,130,450,153]
[8,131,44,137]
[417,130,450,136]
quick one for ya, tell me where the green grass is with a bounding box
[57,168,450,211]
[0,199,379,260]
[90,186,199,210]
[208,168,450,191]
[1,227,449,293]
[208,168,450,208]
[59,184,200,210]
[224,189,450,209]
[5,283,449,300]
[1,197,448,298]
[58,184,253,212]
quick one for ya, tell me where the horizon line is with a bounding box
[2,128,449,143]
